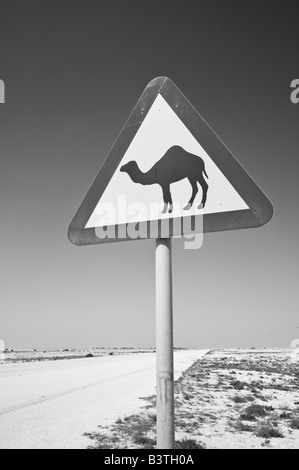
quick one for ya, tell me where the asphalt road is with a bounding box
[0,349,209,449]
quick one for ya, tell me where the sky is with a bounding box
[0,0,298,350]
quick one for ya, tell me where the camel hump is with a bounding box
[165,145,187,156]
[168,145,184,152]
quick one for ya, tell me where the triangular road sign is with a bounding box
[68,77,273,245]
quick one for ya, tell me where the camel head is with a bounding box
[120,161,139,177]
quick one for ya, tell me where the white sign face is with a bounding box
[86,95,248,229]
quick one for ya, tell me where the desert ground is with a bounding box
[0,349,208,449]
[85,349,299,450]
[0,348,298,449]
[0,347,157,364]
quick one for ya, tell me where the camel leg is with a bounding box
[167,189,173,214]
[198,176,209,208]
[161,186,173,214]
[184,180,198,210]
[161,186,169,214]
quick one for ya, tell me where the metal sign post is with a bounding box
[155,238,175,449]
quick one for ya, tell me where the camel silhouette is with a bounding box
[120,145,209,213]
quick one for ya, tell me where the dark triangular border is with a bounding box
[68,77,273,246]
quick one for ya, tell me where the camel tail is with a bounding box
[203,164,208,179]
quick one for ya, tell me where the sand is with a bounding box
[85,348,299,449]
[2,348,297,449]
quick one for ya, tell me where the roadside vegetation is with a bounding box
[85,349,299,449]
